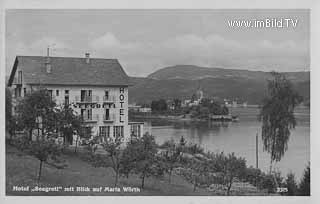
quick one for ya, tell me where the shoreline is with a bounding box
[130,114,238,122]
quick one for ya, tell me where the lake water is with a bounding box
[134,107,310,180]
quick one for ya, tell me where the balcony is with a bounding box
[13,77,22,86]
[103,95,116,104]
[82,114,99,122]
[103,114,115,122]
[75,95,99,103]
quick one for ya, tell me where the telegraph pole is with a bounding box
[255,132,259,188]
[256,132,258,169]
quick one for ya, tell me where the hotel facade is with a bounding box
[7,53,144,144]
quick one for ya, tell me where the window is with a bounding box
[81,90,92,102]
[105,90,109,100]
[17,87,21,97]
[87,109,92,120]
[81,109,85,118]
[99,126,110,141]
[113,126,124,138]
[56,90,59,96]
[65,90,69,105]
[130,124,141,138]
[105,109,110,120]
[81,90,85,101]
[65,95,69,106]
[81,109,92,120]
[18,71,22,84]
[48,90,53,98]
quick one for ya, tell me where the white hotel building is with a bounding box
[7,53,144,144]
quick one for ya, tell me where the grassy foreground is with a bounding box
[6,144,218,196]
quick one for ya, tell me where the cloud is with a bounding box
[90,32,140,54]
[90,32,121,48]
[7,32,309,76]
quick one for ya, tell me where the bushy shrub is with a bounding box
[298,163,310,196]
[244,166,262,186]
[159,139,176,149]
[259,174,277,193]
[183,142,204,155]
[10,135,30,151]
[285,172,298,196]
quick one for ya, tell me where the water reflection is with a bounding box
[150,119,231,134]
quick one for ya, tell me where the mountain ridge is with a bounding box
[147,65,309,82]
[128,65,310,104]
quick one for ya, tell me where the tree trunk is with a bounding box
[227,177,233,196]
[41,127,45,140]
[272,163,279,190]
[270,133,276,174]
[61,134,66,152]
[114,170,119,187]
[193,177,197,192]
[74,136,79,153]
[141,174,145,189]
[169,169,172,184]
[29,129,33,141]
[37,127,40,141]
[37,160,43,183]
[227,184,232,196]
[269,158,273,174]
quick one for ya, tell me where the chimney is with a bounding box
[45,47,51,73]
[85,53,90,64]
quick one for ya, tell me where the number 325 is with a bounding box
[277,187,288,193]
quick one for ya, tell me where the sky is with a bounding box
[5,9,310,77]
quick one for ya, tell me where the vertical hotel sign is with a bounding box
[119,87,125,123]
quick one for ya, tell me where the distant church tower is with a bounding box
[196,81,204,101]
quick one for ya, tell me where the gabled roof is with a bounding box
[8,56,131,86]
